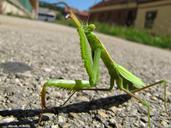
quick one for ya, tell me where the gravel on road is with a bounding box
[0,15,171,128]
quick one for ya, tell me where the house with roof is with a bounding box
[90,0,171,35]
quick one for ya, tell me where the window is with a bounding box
[144,11,157,29]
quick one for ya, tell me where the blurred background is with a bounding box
[0,1,170,127]
[0,0,171,49]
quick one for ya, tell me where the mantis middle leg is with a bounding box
[118,77,151,128]
[62,77,115,106]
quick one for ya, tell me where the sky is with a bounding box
[41,0,102,11]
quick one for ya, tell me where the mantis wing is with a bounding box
[116,64,145,88]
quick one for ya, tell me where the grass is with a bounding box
[94,22,171,49]
[55,19,171,50]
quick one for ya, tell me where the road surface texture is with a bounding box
[0,15,170,128]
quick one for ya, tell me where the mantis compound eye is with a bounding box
[65,14,70,19]
[88,24,96,31]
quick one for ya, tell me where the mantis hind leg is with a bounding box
[118,78,151,128]
[131,80,167,112]
[121,87,151,128]
[120,80,167,128]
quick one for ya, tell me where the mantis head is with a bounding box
[88,24,96,31]
[84,24,96,33]
[65,8,96,33]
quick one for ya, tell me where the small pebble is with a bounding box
[161,120,168,127]
[98,110,108,118]
[0,116,17,123]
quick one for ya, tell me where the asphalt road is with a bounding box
[0,15,170,128]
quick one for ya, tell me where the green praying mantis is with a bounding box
[39,9,167,127]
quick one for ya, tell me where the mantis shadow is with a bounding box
[0,94,131,127]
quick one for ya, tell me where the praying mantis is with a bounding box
[40,9,167,128]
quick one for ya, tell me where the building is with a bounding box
[90,0,137,26]
[135,0,171,35]
[0,0,39,19]
[90,0,171,36]
[38,7,57,22]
